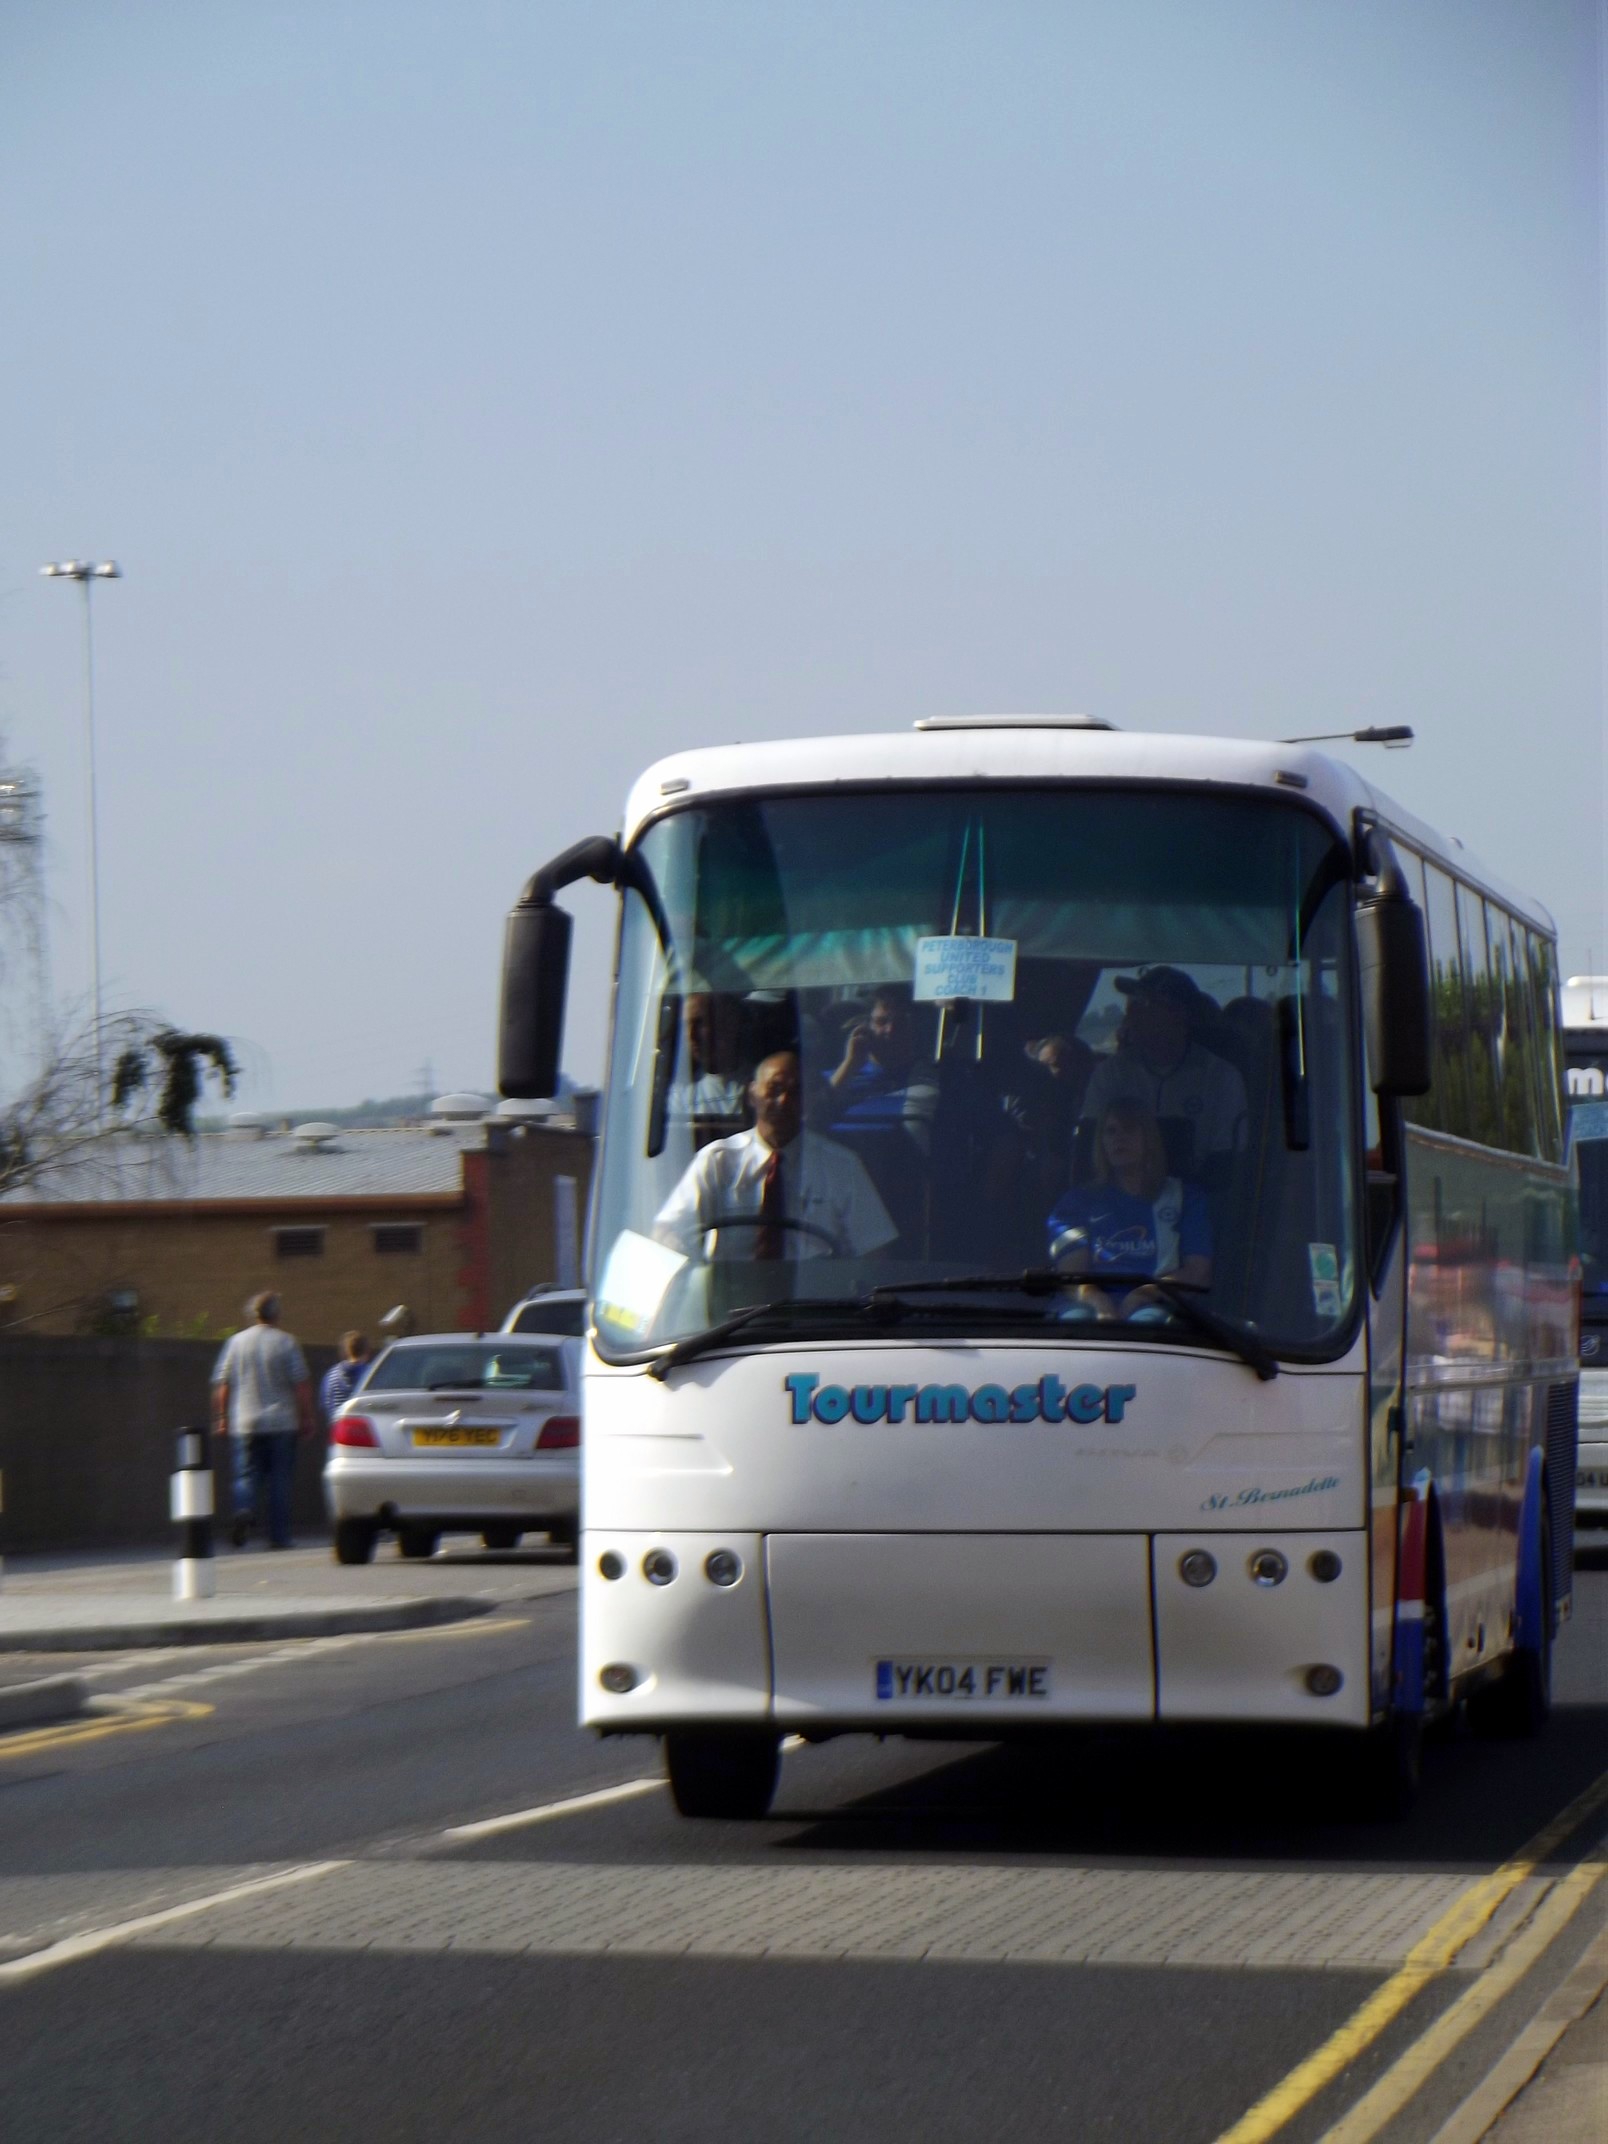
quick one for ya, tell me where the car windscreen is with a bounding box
[364,1342,566,1392]
[510,1298,588,1336]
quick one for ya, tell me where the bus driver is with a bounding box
[654,1050,897,1263]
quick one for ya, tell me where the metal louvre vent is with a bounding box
[1545,1381,1578,1607]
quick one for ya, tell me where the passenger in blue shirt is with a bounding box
[1046,1096,1212,1314]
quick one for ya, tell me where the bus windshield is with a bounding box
[592,787,1361,1363]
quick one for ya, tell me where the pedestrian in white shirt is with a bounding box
[212,1292,314,1549]
[655,1050,896,1262]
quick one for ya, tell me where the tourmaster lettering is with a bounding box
[785,1373,1137,1427]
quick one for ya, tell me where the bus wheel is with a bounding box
[481,1526,522,1551]
[1470,1522,1553,1741]
[665,1730,780,1820]
[1356,1714,1423,1822]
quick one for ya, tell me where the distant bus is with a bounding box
[1564,977,1608,1522]
[499,718,1578,1818]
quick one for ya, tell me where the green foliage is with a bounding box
[109,1031,240,1134]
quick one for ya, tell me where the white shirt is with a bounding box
[212,1323,310,1437]
[667,1071,747,1118]
[655,1127,897,1261]
[1082,1042,1247,1162]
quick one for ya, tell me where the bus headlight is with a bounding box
[598,1551,625,1581]
[643,1548,678,1586]
[1179,1550,1217,1587]
[1249,1549,1288,1587]
[599,1663,640,1694]
[1308,1549,1342,1583]
[704,1549,743,1587]
[1305,1665,1343,1697]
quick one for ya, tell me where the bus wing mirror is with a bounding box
[498,837,626,1101]
[499,900,573,1099]
[1357,885,1432,1096]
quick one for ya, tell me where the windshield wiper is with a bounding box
[635,1273,1277,1383]
[636,1287,1058,1379]
[638,1295,910,1378]
[868,1270,1279,1381]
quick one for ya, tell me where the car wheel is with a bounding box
[332,1519,377,1566]
[548,1519,578,1561]
[397,1526,440,1560]
[481,1526,522,1551]
[665,1730,780,1820]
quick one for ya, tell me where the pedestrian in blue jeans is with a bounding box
[212,1292,314,1549]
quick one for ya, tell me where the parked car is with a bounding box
[324,1333,580,1565]
[502,1285,589,1338]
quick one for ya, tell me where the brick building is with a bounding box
[0,1102,595,1345]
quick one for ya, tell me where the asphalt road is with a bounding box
[1,1542,1604,2144]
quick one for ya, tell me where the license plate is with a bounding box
[875,1659,1050,1701]
[411,1428,502,1448]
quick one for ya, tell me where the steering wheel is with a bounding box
[698,1212,842,1257]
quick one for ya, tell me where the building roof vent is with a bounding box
[291,1121,341,1152]
[913,712,1117,732]
[429,1092,492,1123]
[226,1111,269,1140]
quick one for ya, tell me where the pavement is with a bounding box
[0,1536,579,1661]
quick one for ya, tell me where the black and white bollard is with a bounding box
[171,1429,216,1601]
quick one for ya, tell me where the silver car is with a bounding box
[324,1334,580,1565]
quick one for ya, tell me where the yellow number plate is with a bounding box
[412,1427,502,1448]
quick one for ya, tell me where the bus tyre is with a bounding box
[481,1526,522,1551]
[1470,1522,1553,1741]
[665,1730,780,1820]
[397,1526,440,1560]
[332,1519,377,1566]
[1356,1713,1422,1822]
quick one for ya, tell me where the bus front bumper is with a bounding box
[579,1529,1371,1733]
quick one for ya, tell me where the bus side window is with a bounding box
[1421,863,1469,1137]
[1527,931,1565,1162]
[1397,849,1438,1134]
[1456,882,1500,1147]
[1495,908,1539,1158]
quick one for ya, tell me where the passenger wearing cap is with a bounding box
[1079,965,1247,1171]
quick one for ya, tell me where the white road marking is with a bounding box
[440,1776,663,1839]
[0,1863,347,1988]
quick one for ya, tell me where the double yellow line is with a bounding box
[0,1696,215,1763]
[1214,1767,1608,2143]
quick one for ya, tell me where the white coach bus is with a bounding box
[499,717,1578,1819]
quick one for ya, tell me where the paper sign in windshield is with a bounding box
[913,935,1017,1003]
[595,1229,687,1339]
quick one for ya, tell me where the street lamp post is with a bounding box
[40,559,121,1108]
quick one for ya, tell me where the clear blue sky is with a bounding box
[1,0,1601,1106]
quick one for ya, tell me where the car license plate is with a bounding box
[875,1659,1050,1701]
[412,1428,502,1448]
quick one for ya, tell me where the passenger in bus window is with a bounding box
[815,983,942,1247]
[667,991,749,1121]
[1045,1096,1212,1314]
[1079,966,1247,1173]
[654,1049,897,1262]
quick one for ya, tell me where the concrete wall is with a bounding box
[0,1335,337,1551]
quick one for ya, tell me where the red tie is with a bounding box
[754,1149,785,1260]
